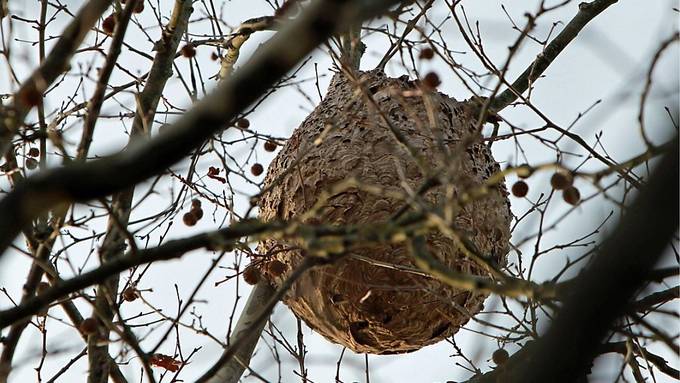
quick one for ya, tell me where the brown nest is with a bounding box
[255,69,511,354]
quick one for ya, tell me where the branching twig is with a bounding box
[497,138,677,382]
[0,0,404,261]
[218,16,280,79]
[0,0,113,156]
[197,256,322,383]
[490,0,618,112]
[203,280,276,383]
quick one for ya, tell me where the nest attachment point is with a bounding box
[256,69,511,354]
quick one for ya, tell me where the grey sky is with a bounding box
[0,1,677,382]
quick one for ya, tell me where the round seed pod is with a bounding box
[266,259,287,277]
[492,348,510,365]
[182,212,197,226]
[422,71,441,89]
[20,86,43,107]
[419,47,434,60]
[563,186,581,205]
[132,1,144,13]
[511,180,529,197]
[236,118,250,129]
[264,140,278,152]
[180,44,196,58]
[122,287,139,302]
[25,158,38,170]
[550,171,573,190]
[191,206,204,220]
[243,266,260,285]
[79,317,99,335]
[251,163,264,176]
[257,70,511,354]
[102,13,116,36]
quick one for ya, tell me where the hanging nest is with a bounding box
[255,69,511,354]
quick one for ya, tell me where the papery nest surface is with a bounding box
[256,69,511,354]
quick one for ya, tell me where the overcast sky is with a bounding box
[1,1,678,382]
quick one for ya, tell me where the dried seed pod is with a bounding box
[25,158,38,170]
[28,147,39,157]
[267,259,287,277]
[264,140,278,152]
[236,118,250,129]
[191,198,201,208]
[79,317,99,335]
[422,71,441,89]
[132,1,144,13]
[102,13,116,35]
[563,186,581,205]
[180,44,196,58]
[19,86,43,107]
[550,171,573,190]
[492,348,510,365]
[251,163,264,176]
[243,266,259,285]
[122,287,139,302]
[511,180,529,197]
[419,47,434,60]
[182,212,197,226]
[257,70,511,354]
[191,206,204,220]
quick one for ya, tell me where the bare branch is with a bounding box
[0,0,113,155]
[197,257,321,383]
[76,0,139,161]
[0,0,404,261]
[490,0,618,112]
[506,138,677,382]
[203,280,276,383]
[86,1,193,381]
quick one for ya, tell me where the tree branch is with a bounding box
[466,136,678,383]
[203,280,276,383]
[196,257,322,383]
[599,341,680,379]
[76,0,138,161]
[84,2,151,382]
[512,137,678,381]
[0,212,572,331]
[468,137,679,383]
[218,16,280,80]
[0,0,404,261]
[86,1,193,381]
[0,0,113,155]
[0,219,350,329]
[490,0,617,112]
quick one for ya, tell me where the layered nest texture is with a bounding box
[256,69,511,354]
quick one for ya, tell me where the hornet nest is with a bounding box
[255,69,511,354]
